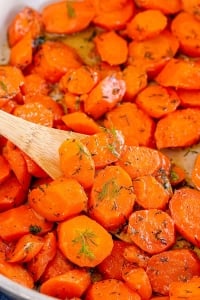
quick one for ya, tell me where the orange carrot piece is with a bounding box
[128,209,175,254]
[104,102,155,147]
[177,89,200,108]
[146,249,200,295]
[127,9,167,41]
[123,244,149,269]
[192,153,200,190]
[122,65,147,101]
[0,99,18,114]
[59,66,99,95]
[57,215,113,267]
[0,154,10,184]
[169,187,200,247]
[134,0,182,15]
[170,164,186,186]
[42,0,95,34]
[40,268,91,299]
[21,73,50,96]
[94,31,128,65]
[135,84,180,119]
[122,267,152,300]
[33,41,82,83]
[169,276,200,299]
[7,233,44,263]
[150,297,169,300]
[155,108,200,149]
[7,6,43,47]
[21,152,48,178]
[63,93,85,113]
[89,165,136,230]
[84,74,126,119]
[59,139,95,189]
[82,129,125,169]
[29,177,88,222]
[0,204,53,242]
[93,0,135,30]
[85,278,141,300]
[133,175,170,210]
[182,0,200,20]
[62,112,101,135]
[171,11,200,57]
[0,66,24,98]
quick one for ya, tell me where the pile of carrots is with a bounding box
[2,0,200,299]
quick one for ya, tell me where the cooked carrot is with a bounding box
[170,164,186,186]
[82,129,125,169]
[85,278,141,300]
[156,58,200,89]
[135,84,180,119]
[155,108,200,149]
[84,73,126,119]
[59,139,95,189]
[21,73,50,96]
[0,154,10,184]
[63,93,85,113]
[169,276,200,299]
[146,249,200,295]
[0,99,18,114]
[40,268,91,299]
[182,0,200,20]
[89,165,136,230]
[126,9,167,41]
[94,62,121,80]
[29,177,88,222]
[191,154,200,189]
[7,6,43,47]
[123,244,149,269]
[42,0,95,34]
[9,31,33,69]
[0,66,24,98]
[122,267,152,300]
[104,102,155,147]
[57,215,113,267]
[62,112,101,135]
[128,209,175,254]
[154,168,173,199]
[134,0,182,15]
[14,102,54,127]
[0,204,53,242]
[21,152,48,178]
[94,31,128,66]
[177,89,200,108]
[93,0,135,30]
[7,233,44,263]
[169,187,200,247]
[33,41,82,83]
[122,65,147,101]
[59,66,99,95]
[171,12,200,57]
[128,31,179,77]
[133,175,170,210]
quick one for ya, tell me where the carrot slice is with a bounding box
[155,108,200,148]
[21,152,48,178]
[123,244,149,269]
[169,276,200,299]
[0,66,24,98]
[177,89,200,108]
[57,215,113,267]
[63,93,85,113]
[40,269,91,299]
[89,165,136,230]
[169,187,200,247]
[146,249,200,295]
[128,209,175,254]
[134,0,182,15]
[41,0,95,34]
[21,73,50,96]
[191,153,200,189]
[104,102,155,147]
[29,177,88,222]
[182,0,200,21]
[126,9,167,41]
[0,154,10,184]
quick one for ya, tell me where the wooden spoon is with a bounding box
[0,109,86,179]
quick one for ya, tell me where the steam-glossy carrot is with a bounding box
[0,66,24,98]
[134,0,182,15]
[123,244,149,269]
[21,73,50,96]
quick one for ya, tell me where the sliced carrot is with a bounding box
[59,66,99,94]
[94,62,121,80]
[0,154,10,184]
[133,175,170,210]
[82,129,125,169]
[94,31,128,65]
[0,99,18,114]
[85,278,141,300]
[126,9,167,41]
[0,66,24,98]
[62,112,101,135]
[169,187,200,247]
[170,164,186,186]
[155,108,200,149]
[135,84,180,119]
[104,102,155,147]
[84,74,126,119]
[122,267,152,300]
[169,276,200,299]
[57,215,113,267]
[123,244,150,269]
[93,0,135,30]
[191,154,200,190]
[134,0,182,15]
[128,209,175,254]
[171,11,200,57]
[182,0,200,21]
[21,73,50,96]
[0,204,53,242]
[21,152,48,178]
[146,249,200,295]
[41,0,95,34]
[89,165,135,230]
[63,93,85,113]
[29,177,88,222]
[33,41,82,83]
[7,6,43,47]
[177,88,200,108]
[40,268,91,299]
